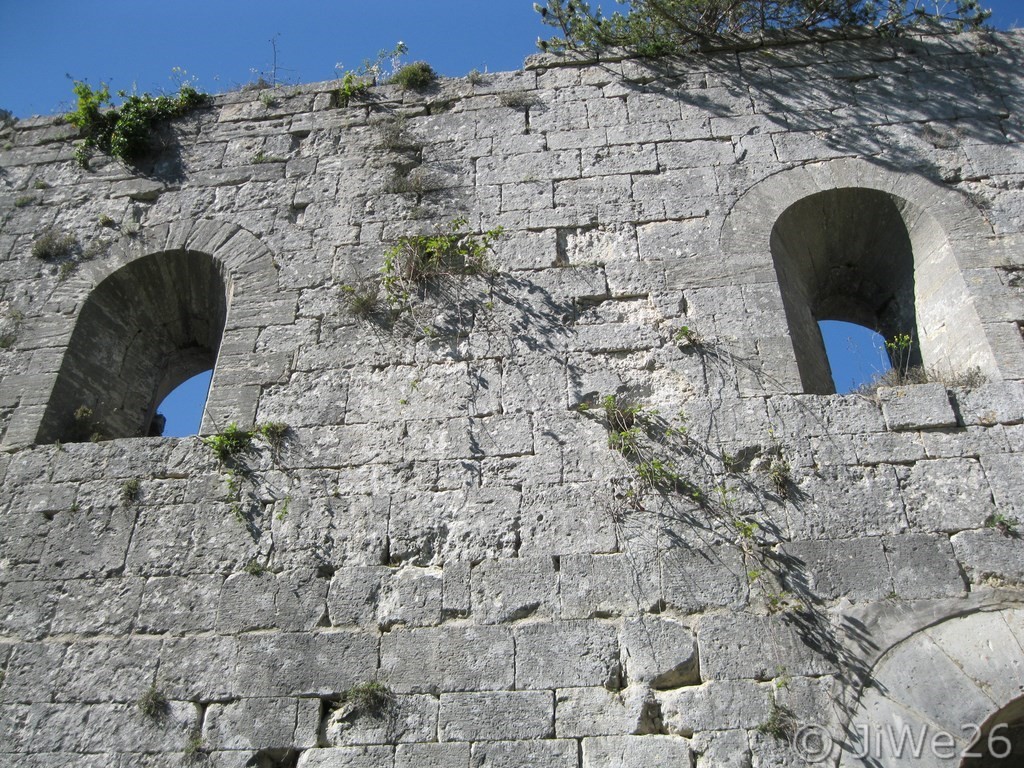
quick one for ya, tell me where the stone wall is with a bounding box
[1,26,1023,768]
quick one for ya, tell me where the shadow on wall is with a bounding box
[613,30,1021,178]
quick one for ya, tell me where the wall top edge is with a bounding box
[3,26,1020,128]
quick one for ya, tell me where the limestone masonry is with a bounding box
[1,26,1024,768]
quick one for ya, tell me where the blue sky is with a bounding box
[1,1,549,119]
[1,1,1020,119]
[3,1,1017,428]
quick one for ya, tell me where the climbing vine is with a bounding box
[577,380,800,614]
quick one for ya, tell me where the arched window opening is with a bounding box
[962,698,1024,766]
[151,368,214,437]
[819,320,891,394]
[37,250,228,444]
[770,187,993,394]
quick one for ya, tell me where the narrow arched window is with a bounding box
[770,187,993,394]
[36,250,227,443]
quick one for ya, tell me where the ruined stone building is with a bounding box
[1,24,1023,768]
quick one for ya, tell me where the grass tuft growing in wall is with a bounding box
[391,61,437,90]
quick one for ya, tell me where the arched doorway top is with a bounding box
[722,159,1007,390]
[721,158,995,261]
[1,219,283,448]
[837,599,1024,767]
[72,218,279,296]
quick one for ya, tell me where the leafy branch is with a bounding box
[535,0,991,57]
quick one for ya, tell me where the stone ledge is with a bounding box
[878,383,958,431]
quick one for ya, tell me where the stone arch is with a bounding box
[961,697,1024,766]
[1,219,283,447]
[721,159,1005,393]
[838,605,1024,767]
[36,249,228,443]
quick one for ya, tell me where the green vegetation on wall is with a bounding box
[66,79,209,167]
[341,218,503,327]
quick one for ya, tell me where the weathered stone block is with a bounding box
[438,691,554,742]
[396,742,471,768]
[632,168,717,219]
[581,144,658,177]
[657,139,737,169]
[3,642,69,703]
[879,383,958,431]
[39,505,136,579]
[468,414,535,458]
[883,534,966,599]
[555,686,659,738]
[470,739,579,767]
[376,566,443,629]
[158,636,240,701]
[51,638,160,703]
[0,579,61,640]
[500,356,570,413]
[900,458,995,532]
[953,381,1024,426]
[380,625,514,694]
[136,575,221,634]
[125,503,253,576]
[582,735,693,768]
[514,621,620,689]
[518,484,618,556]
[442,560,472,616]
[204,697,319,750]
[697,613,837,681]
[499,181,554,213]
[692,728,752,768]
[951,528,1024,585]
[766,395,884,441]
[841,431,927,465]
[477,150,580,185]
[234,631,379,697]
[658,542,748,614]
[216,571,279,632]
[787,464,908,540]
[778,537,891,601]
[982,453,1024,516]
[558,553,661,620]
[620,616,699,689]
[325,694,438,747]
[917,424,1013,459]
[659,680,772,735]
[81,701,198,753]
[387,488,522,566]
[470,556,557,624]
[296,746,395,768]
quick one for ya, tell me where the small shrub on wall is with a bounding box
[66,79,209,167]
